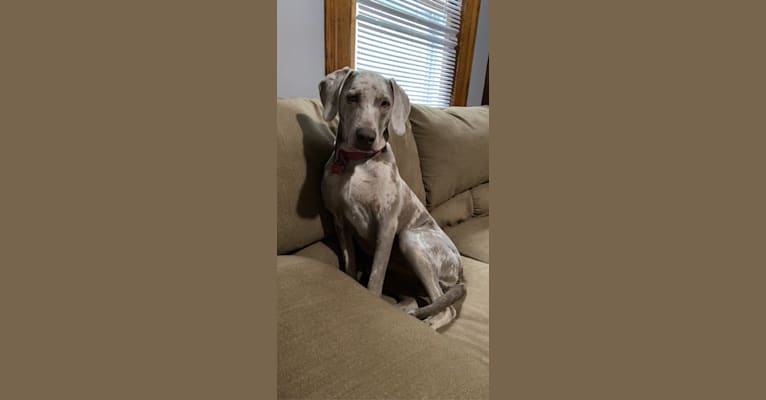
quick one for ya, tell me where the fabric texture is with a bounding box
[409,105,489,209]
[429,189,474,228]
[445,216,490,263]
[278,255,489,400]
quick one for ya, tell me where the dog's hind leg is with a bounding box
[398,230,462,330]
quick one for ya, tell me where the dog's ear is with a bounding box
[319,67,353,121]
[388,78,411,136]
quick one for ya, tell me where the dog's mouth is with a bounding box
[339,143,382,154]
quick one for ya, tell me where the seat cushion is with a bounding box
[442,256,490,366]
[293,238,341,269]
[278,255,489,399]
[445,216,490,263]
[293,239,490,367]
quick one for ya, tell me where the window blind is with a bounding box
[355,0,463,107]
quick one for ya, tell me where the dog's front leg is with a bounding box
[334,216,357,280]
[367,223,396,296]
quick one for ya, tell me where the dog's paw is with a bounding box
[397,296,419,315]
[424,307,456,331]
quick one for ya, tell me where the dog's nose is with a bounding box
[355,128,376,147]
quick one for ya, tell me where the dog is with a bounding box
[319,67,465,330]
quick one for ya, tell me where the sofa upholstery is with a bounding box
[278,256,489,400]
[277,97,490,399]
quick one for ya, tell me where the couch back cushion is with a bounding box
[277,98,427,254]
[471,182,490,217]
[429,189,473,227]
[277,98,334,254]
[389,121,427,204]
[409,105,489,209]
[428,182,490,228]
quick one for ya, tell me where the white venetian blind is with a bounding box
[355,0,463,107]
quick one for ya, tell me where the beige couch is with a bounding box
[277,97,489,399]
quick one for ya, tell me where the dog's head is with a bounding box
[319,67,411,152]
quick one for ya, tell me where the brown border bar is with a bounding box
[2,1,274,398]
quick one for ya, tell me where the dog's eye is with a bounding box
[381,100,391,108]
[346,95,359,103]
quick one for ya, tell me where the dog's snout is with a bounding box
[355,128,376,147]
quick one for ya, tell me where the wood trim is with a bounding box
[451,0,481,106]
[324,0,356,75]
[482,56,489,105]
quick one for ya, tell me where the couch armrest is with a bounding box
[278,255,489,399]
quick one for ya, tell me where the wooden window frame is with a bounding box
[324,0,356,75]
[482,56,489,105]
[325,0,481,106]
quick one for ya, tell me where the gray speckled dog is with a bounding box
[319,67,465,330]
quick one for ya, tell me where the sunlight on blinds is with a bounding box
[355,0,463,107]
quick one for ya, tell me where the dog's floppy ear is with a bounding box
[319,67,353,121]
[388,78,411,136]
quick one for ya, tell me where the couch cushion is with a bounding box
[471,182,490,217]
[277,98,334,254]
[278,255,489,399]
[292,238,341,269]
[409,105,489,208]
[429,189,474,227]
[443,256,490,366]
[293,236,417,304]
[389,121,427,205]
[445,216,489,263]
[292,239,490,367]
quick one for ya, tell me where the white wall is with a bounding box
[277,0,489,104]
[277,0,326,98]
[467,0,489,106]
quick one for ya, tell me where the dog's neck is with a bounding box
[330,146,387,174]
[338,147,386,160]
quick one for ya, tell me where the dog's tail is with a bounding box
[411,283,466,320]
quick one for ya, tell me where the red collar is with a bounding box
[331,146,387,174]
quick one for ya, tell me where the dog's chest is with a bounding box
[336,162,399,240]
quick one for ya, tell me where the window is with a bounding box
[355,0,462,107]
[325,0,480,106]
